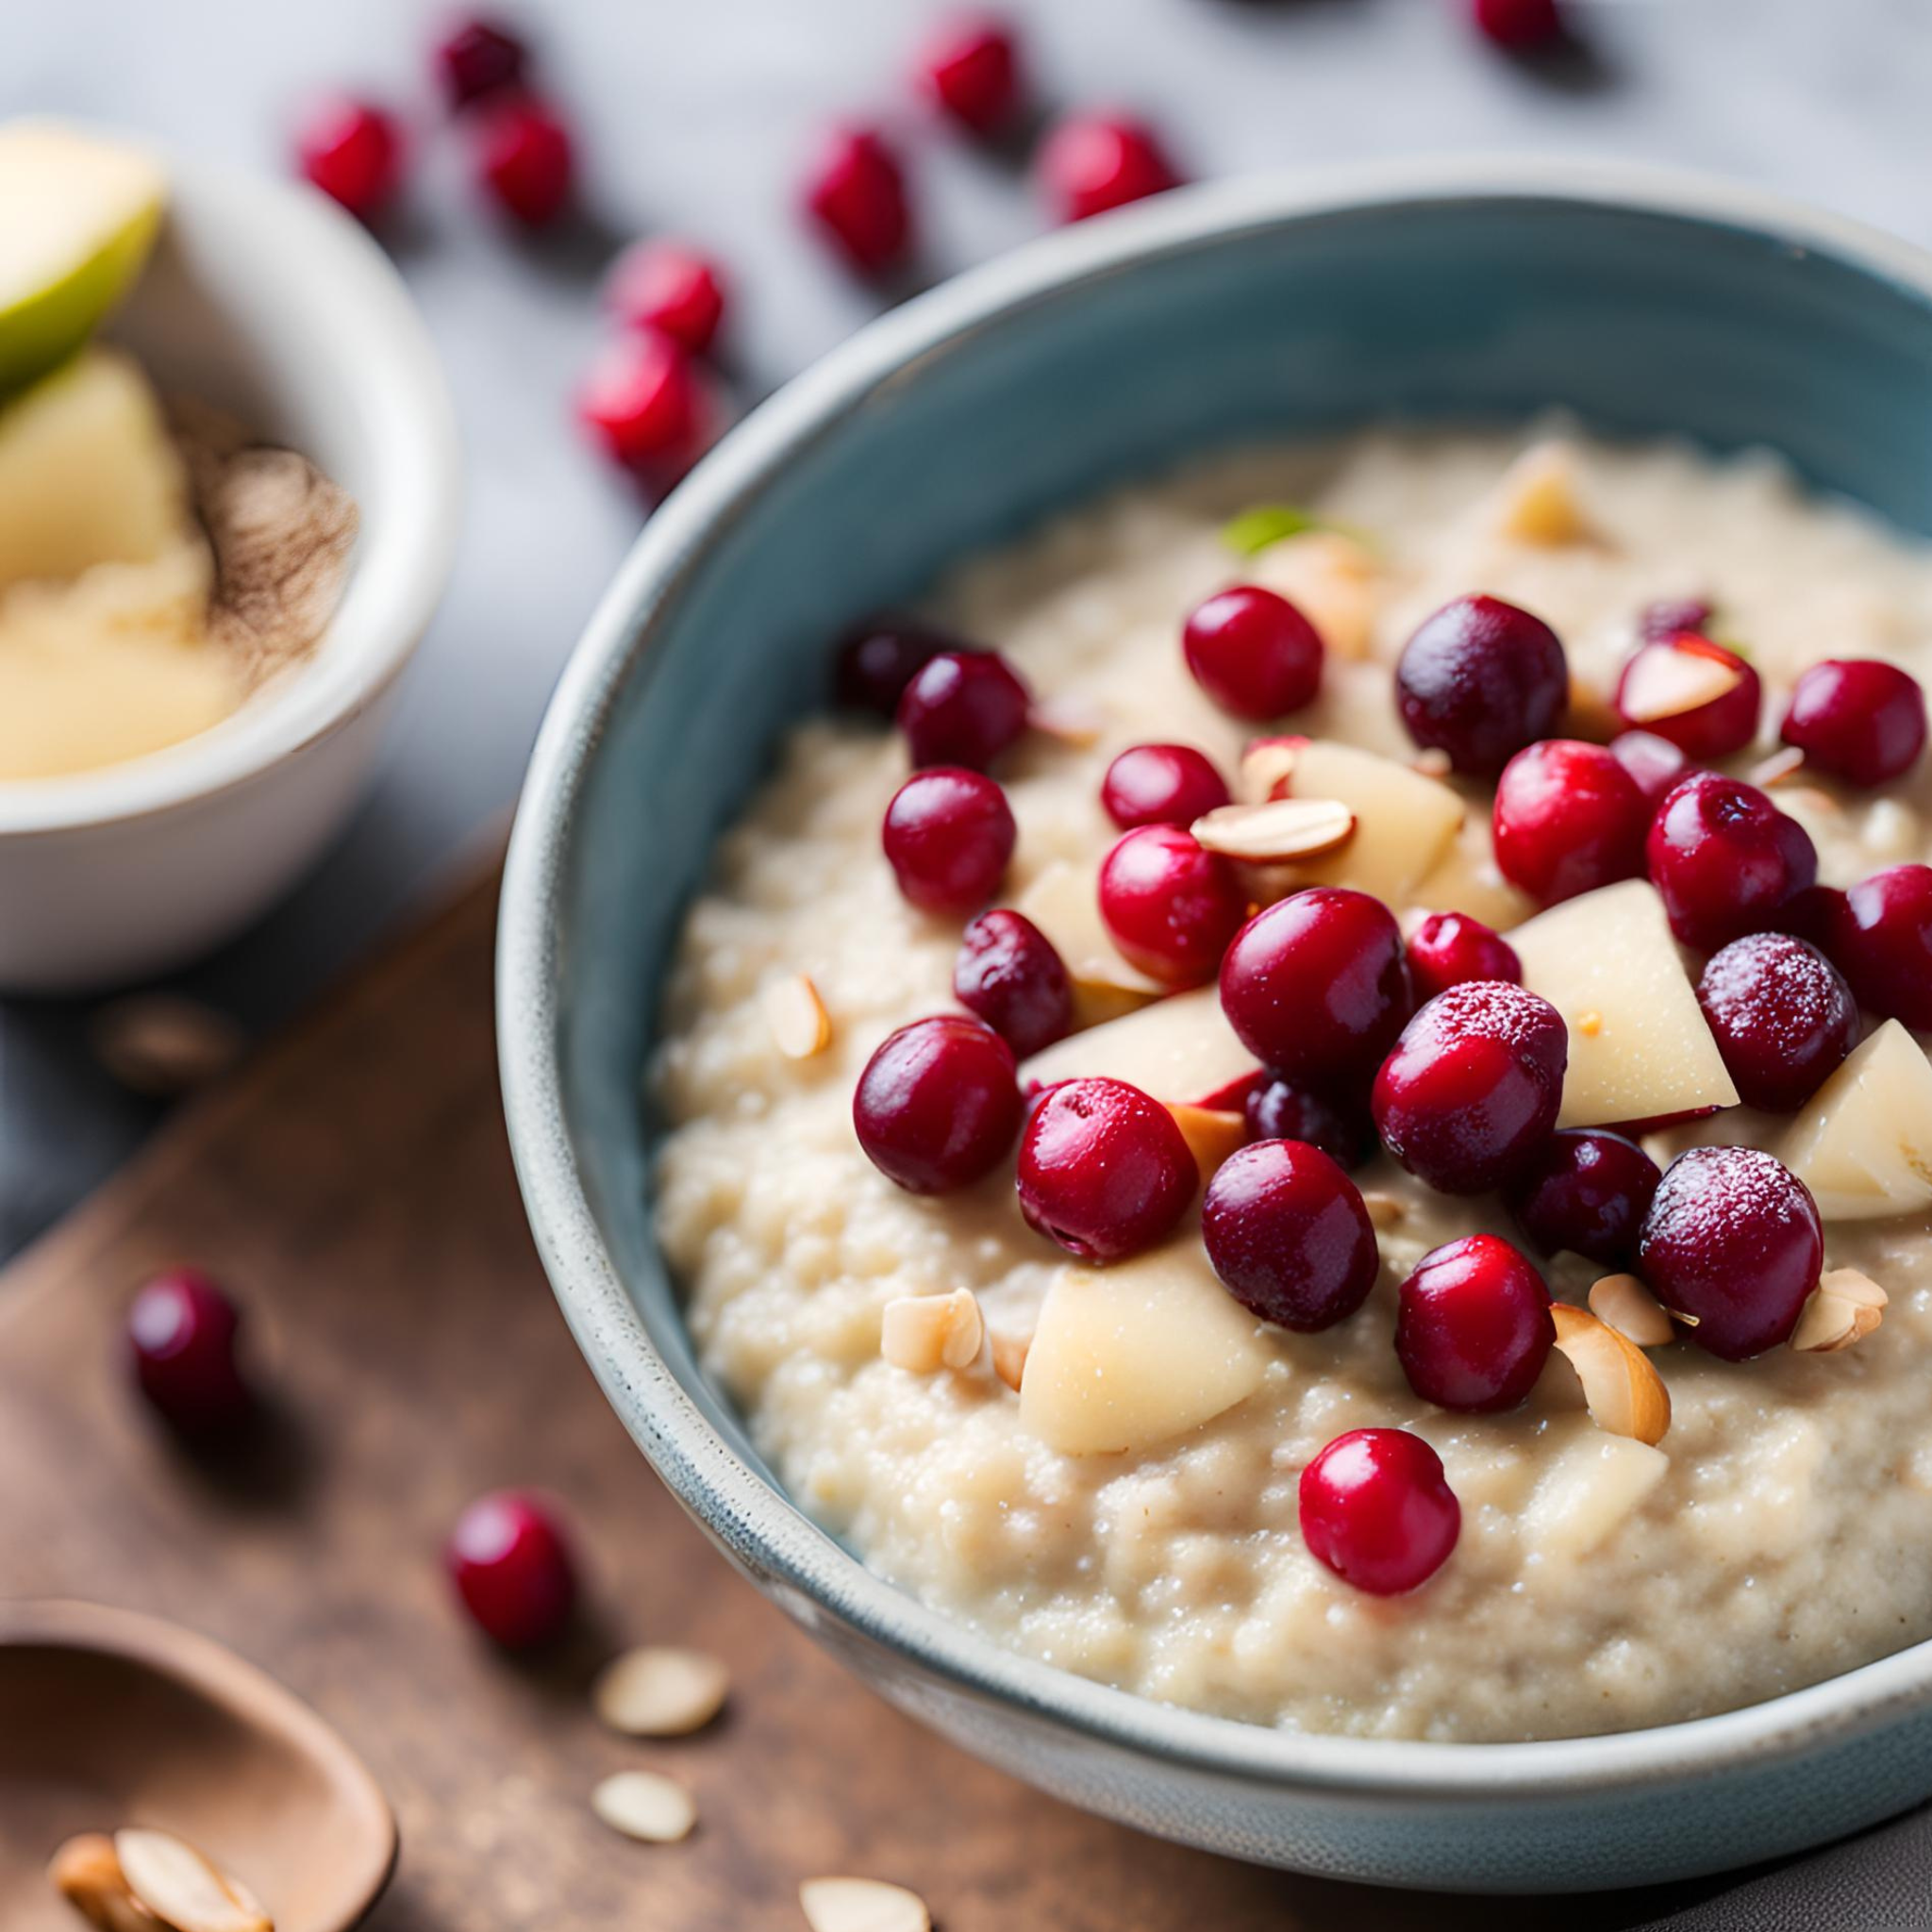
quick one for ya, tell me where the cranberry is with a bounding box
[1395,1234,1553,1412]
[897,650,1031,771]
[1645,771,1817,953]
[1780,658,1927,788]
[1406,911,1522,1003]
[1827,863,1932,1029]
[447,1491,576,1648]
[1298,1429,1460,1597]
[1039,113,1182,223]
[1202,1139,1380,1332]
[1098,824,1245,987]
[126,1269,253,1438]
[804,126,911,274]
[917,12,1023,135]
[1778,880,1849,950]
[576,333,708,486]
[433,15,528,110]
[1492,738,1649,905]
[954,909,1072,1056]
[1615,634,1760,760]
[1608,728,1693,809]
[1697,932,1857,1113]
[854,1015,1020,1193]
[1221,889,1412,1086]
[1245,1076,1377,1170]
[1395,594,1567,774]
[1101,742,1231,829]
[1506,1129,1660,1268]
[1637,1145,1822,1359]
[882,767,1015,914]
[833,621,960,716]
[606,241,727,357]
[1182,587,1324,721]
[294,98,404,222]
[1472,0,1564,48]
[474,95,574,225]
[1639,596,1714,643]
[1017,1076,1196,1260]
[1371,981,1568,1196]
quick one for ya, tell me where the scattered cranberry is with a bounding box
[1639,596,1714,643]
[576,332,708,486]
[1299,1428,1460,1597]
[1472,0,1564,49]
[1636,1145,1822,1359]
[1098,824,1245,987]
[1039,112,1182,223]
[1395,1234,1553,1413]
[1697,932,1857,1113]
[1608,728,1693,809]
[1777,880,1848,950]
[474,95,574,225]
[1492,738,1649,905]
[1017,1076,1196,1260]
[434,15,529,110]
[1181,586,1324,721]
[1101,742,1231,829]
[447,1491,576,1648]
[954,908,1072,1056]
[1779,658,1927,788]
[1826,863,1932,1029]
[834,621,961,716]
[126,1269,253,1438]
[1506,1129,1660,1268]
[804,125,911,274]
[1372,980,1567,1196]
[897,649,1031,771]
[917,12,1023,136]
[882,767,1016,914]
[606,241,727,357]
[854,1015,1020,1193]
[1244,1075,1377,1170]
[1614,634,1760,760]
[1406,910,1522,1004]
[1221,888,1412,1086]
[294,98,404,222]
[1645,771,1817,953]
[1395,594,1567,774]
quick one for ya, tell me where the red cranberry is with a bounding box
[1780,658,1927,788]
[954,909,1071,1056]
[1639,596,1714,642]
[804,126,911,274]
[294,98,404,222]
[1039,113,1182,223]
[447,1491,576,1648]
[434,15,528,110]
[1098,824,1245,987]
[833,621,960,716]
[1472,0,1563,48]
[1101,742,1231,829]
[474,95,574,225]
[1395,1234,1553,1413]
[606,241,727,357]
[1395,594,1567,774]
[1407,910,1522,1003]
[1645,771,1817,953]
[1371,981,1567,1196]
[1202,1139,1379,1332]
[897,650,1031,771]
[882,768,1015,914]
[1608,728,1693,809]
[1245,1075,1377,1170]
[1827,863,1932,1029]
[1615,634,1760,760]
[917,12,1022,135]
[1778,880,1848,950]
[1636,1145,1822,1359]
[854,1016,1020,1193]
[1221,889,1412,1086]
[1017,1076,1196,1260]
[126,1269,253,1438]
[1697,932,1857,1113]
[1299,1428,1459,1597]
[1182,587,1324,721]
[576,333,708,486]
[1492,739,1649,905]
[1506,1129,1660,1268]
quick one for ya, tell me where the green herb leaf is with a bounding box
[1221,504,1318,557]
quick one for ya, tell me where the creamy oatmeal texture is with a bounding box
[653,425,1932,1743]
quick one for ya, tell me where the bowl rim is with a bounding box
[0,139,462,838]
[500,154,1932,1802]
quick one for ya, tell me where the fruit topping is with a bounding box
[1825,863,1932,1029]
[954,908,1072,1055]
[605,240,728,356]
[1020,983,1256,1106]
[916,12,1024,135]
[1406,910,1522,1003]
[1038,112,1182,223]
[1182,585,1324,720]
[882,766,1015,913]
[1017,1075,1197,1259]
[1097,824,1245,987]
[1298,1428,1460,1596]
[897,648,1031,770]
[1506,1128,1660,1268]
[434,16,530,110]
[1614,632,1759,759]
[1395,593,1567,774]
[1101,741,1230,829]
[1244,1074,1377,1170]
[1778,658,1926,788]
[804,125,911,273]
[295,98,404,222]
[834,620,959,715]
[126,1268,253,1438]
[447,1491,576,1648]
[1695,931,1857,1113]
[576,331,708,486]
[1491,738,1649,905]
[474,95,575,225]
[1778,1018,1932,1222]
[1395,1233,1554,1412]
[854,1015,1020,1192]
[1607,727,1693,808]
[1645,770,1817,953]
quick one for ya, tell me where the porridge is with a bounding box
[653,425,1932,1743]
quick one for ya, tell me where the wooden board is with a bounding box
[0,869,1690,1930]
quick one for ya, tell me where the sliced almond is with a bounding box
[1410,746,1454,779]
[880,1288,984,1374]
[762,973,832,1059]
[48,1837,160,1932]
[592,1646,730,1737]
[1191,797,1356,864]
[990,1328,1030,1392]
[91,996,244,1097]
[1237,736,1299,804]
[1491,441,1595,546]
[1027,693,1104,746]
[1749,744,1807,789]
[112,1831,269,1932]
[1618,644,1744,724]
[1587,1273,1675,1348]
[799,1876,932,1932]
[1550,1303,1672,1446]
[591,1770,697,1843]
[1790,1267,1889,1354]
[1359,1191,1406,1230]
[1164,1104,1248,1178]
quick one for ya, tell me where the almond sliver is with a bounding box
[990,1329,1030,1392]
[1191,797,1355,863]
[762,973,832,1059]
[113,1832,268,1932]
[1619,645,1743,724]
[881,1289,985,1374]
[591,1770,697,1843]
[593,1645,731,1737]
[1237,738,1299,804]
[1791,1267,1889,1353]
[1551,1303,1672,1445]
[799,1876,932,1932]
[1587,1273,1675,1348]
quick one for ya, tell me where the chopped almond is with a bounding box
[1749,744,1807,789]
[990,1329,1030,1392]
[1191,796,1356,864]
[1491,441,1596,546]
[799,1876,931,1932]
[1550,1303,1672,1445]
[1028,693,1104,746]
[1790,1267,1889,1354]
[1237,737,1299,804]
[1587,1273,1675,1348]
[1164,1103,1248,1178]
[47,1836,158,1932]
[1618,645,1744,724]
[111,1831,269,1932]
[762,973,832,1059]
[881,1289,985,1374]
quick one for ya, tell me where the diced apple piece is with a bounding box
[1408,825,1537,931]
[1248,529,1378,660]
[1278,739,1465,907]
[1520,1421,1669,1561]
[1779,1020,1932,1222]
[1020,1245,1271,1456]
[1490,441,1596,547]
[1021,985,1257,1108]
[1511,879,1739,1129]
[1013,858,1165,1000]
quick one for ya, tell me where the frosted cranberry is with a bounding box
[918,13,1022,135]
[1101,742,1230,829]
[1182,587,1324,721]
[1506,1129,1660,1268]
[434,16,528,109]
[1407,911,1522,1003]
[1637,1146,1822,1359]
[1039,113,1182,223]
[1697,933,1857,1113]
[1098,824,1245,987]
[576,333,708,486]
[1827,863,1932,1029]
[1640,596,1714,643]
[1615,634,1760,760]
[1395,1234,1553,1412]
[1221,889,1412,1086]
[1245,1076,1377,1170]
[897,650,1031,771]
[804,126,910,274]
[1608,728,1693,809]
[294,98,404,221]
[1372,981,1567,1196]
[883,767,1015,914]
[1492,739,1648,906]
[606,241,727,356]
[475,96,574,225]
[1780,658,1927,788]
[1396,594,1567,774]
[1017,1076,1195,1260]
[1472,0,1563,48]
[126,1269,253,1438]
[447,1491,576,1648]
[955,909,1071,1056]
[1299,1429,1460,1597]
[833,622,959,716]
[1203,1139,1380,1332]
[855,1016,1020,1193]
[1645,771,1817,953]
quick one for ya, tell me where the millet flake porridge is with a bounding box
[652,423,1932,1743]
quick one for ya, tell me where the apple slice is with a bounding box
[1408,826,1537,931]
[1013,858,1164,999]
[1020,1244,1271,1456]
[1520,1422,1669,1561]
[1248,529,1378,660]
[1779,1019,1932,1222]
[1489,441,1596,547]
[1271,738,1465,907]
[1511,879,1739,1129]
[1617,641,1744,724]
[1021,984,1257,1108]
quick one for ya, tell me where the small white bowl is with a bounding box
[0,142,460,991]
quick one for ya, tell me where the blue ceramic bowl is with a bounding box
[499,159,1932,1892]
